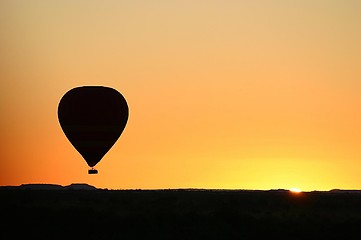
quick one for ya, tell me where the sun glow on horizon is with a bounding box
[289,188,303,193]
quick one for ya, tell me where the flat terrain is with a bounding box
[1,188,361,239]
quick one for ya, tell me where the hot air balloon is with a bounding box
[58,86,129,174]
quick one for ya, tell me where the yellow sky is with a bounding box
[1,1,361,191]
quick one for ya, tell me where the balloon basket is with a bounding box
[88,169,98,174]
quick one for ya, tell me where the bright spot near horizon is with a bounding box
[289,188,302,193]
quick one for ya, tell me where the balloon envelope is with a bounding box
[58,86,129,168]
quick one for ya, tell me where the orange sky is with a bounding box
[1,1,361,191]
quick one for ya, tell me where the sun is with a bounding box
[289,187,302,193]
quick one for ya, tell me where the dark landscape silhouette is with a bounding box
[1,184,361,239]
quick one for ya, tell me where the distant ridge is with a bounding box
[329,189,361,193]
[20,183,64,190]
[64,183,97,190]
[0,183,97,190]
[2,185,361,192]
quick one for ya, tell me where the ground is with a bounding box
[1,189,361,239]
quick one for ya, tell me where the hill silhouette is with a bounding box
[1,185,361,239]
[0,183,97,190]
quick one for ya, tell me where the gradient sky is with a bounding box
[1,0,361,191]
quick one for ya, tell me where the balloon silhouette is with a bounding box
[58,86,129,174]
